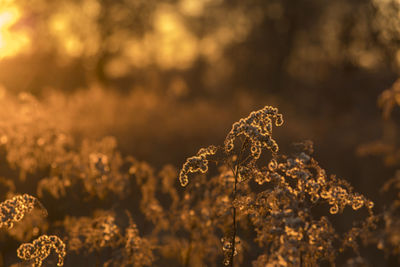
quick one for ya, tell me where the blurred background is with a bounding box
[1,0,400,216]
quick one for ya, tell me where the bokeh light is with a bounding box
[0,1,29,58]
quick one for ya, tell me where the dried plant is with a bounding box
[0,194,47,229]
[0,92,72,180]
[17,235,66,267]
[1,92,399,266]
[356,79,400,261]
[64,210,121,253]
[179,106,375,266]
[106,213,155,267]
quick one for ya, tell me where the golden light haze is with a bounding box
[0,2,29,58]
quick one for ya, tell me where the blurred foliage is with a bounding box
[0,0,399,95]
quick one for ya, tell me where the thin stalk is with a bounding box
[229,169,238,267]
[237,153,252,167]
[184,234,193,267]
[300,251,302,267]
[229,137,247,267]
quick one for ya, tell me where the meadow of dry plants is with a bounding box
[2,0,400,266]
[0,83,399,266]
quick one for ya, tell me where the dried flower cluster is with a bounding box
[230,150,377,266]
[179,106,376,266]
[270,153,374,214]
[179,145,217,186]
[0,92,72,180]
[0,194,47,229]
[0,193,65,266]
[63,210,155,266]
[224,105,283,157]
[36,136,132,200]
[64,211,121,252]
[17,235,66,267]
[110,216,155,267]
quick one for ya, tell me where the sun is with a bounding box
[0,4,29,59]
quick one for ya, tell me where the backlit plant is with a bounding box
[179,106,375,266]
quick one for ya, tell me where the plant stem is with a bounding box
[229,168,238,267]
[229,138,248,267]
[184,234,193,267]
[229,138,247,267]
[300,251,302,267]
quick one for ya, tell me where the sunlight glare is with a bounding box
[0,4,29,59]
